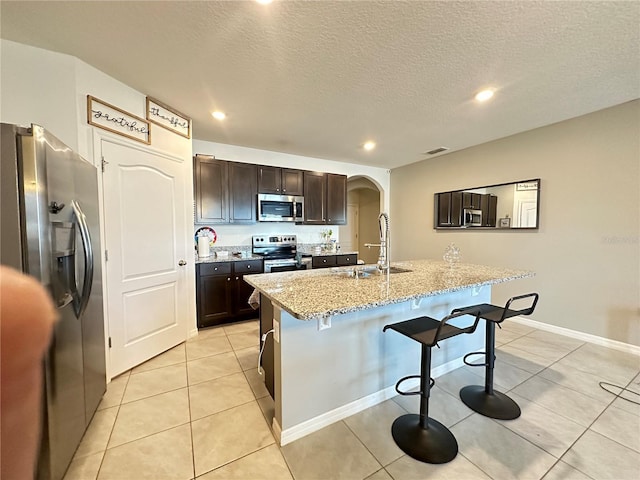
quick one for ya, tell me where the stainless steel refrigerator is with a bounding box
[1,123,106,480]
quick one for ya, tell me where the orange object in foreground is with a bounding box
[0,266,57,480]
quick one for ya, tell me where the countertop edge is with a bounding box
[246,268,535,321]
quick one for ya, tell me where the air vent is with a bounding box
[425,147,449,155]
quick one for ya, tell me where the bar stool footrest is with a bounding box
[391,413,458,464]
[459,385,521,420]
[395,375,434,396]
[463,351,489,367]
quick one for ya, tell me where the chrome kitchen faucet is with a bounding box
[365,212,390,278]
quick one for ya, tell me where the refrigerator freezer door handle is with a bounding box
[71,200,94,318]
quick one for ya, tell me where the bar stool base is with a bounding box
[460,385,521,420]
[391,414,458,464]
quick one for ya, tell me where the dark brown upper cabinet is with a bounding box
[436,191,462,227]
[303,171,326,224]
[326,173,347,225]
[194,154,228,224]
[302,172,347,225]
[228,162,257,223]
[258,166,304,196]
[463,192,482,210]
[194,156,257,224]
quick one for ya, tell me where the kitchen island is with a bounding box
[244,259,533,445]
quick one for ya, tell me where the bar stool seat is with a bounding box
[452,293,539,420]
[383,310,481,464]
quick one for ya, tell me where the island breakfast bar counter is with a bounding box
[244,260,534,445]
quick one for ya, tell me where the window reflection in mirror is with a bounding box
[434,179,540,230]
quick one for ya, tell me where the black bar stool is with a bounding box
[383,310,482,464]
[452,293,539,420]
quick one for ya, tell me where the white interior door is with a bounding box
[101,139,189,376]
[338,204,358,251]
[516,200,538,228]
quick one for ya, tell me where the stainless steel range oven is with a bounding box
[252,235,311,272]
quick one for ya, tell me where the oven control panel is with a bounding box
[252,235,297,246]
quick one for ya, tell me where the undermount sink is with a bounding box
[330,265,412,278]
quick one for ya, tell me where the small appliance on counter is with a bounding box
[195,226,216,257]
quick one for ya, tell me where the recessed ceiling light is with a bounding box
[363,141,376,151]
[475,89,495,102]
[211,111,226,120]
[256,0,273,5]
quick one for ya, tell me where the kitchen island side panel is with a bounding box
[276,286,490,434]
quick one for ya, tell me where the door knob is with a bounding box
[178,260,187,266]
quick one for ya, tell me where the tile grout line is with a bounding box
[91,370,131,480]
[340,419,386,473]
[186,354,197,480]
[495,340,629,479]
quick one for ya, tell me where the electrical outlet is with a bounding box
[318,316,331,331]
[411,298,423,310]
[273,318,280,343]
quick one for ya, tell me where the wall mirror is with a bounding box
[434,178,540,230]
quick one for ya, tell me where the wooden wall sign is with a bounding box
[87,95,151,144]
[146,97,191,139]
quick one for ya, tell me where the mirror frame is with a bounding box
[434,178,541,230]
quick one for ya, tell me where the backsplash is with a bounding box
[192,223,340,248]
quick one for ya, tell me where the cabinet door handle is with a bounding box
[247,265,251,269]
[235,276,239,280]
[227,277,231,281]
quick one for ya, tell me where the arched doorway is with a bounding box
[339,176,382,264]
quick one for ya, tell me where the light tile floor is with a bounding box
[64,319,640,480]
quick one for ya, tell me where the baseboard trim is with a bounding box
[188,327,199,340]
[278,357,465,446]
[272,417,282,444]
[510,316,640,356]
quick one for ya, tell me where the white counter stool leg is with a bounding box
[452,293,539,420]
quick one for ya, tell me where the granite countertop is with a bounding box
[296,245,359,256]
[195,252,263,264]
[244,259,534,320]
[195,246,358,263]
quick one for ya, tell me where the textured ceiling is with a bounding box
[1,1,639,169]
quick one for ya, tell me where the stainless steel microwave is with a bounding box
[257,193,304,222]
[463,208,482,227]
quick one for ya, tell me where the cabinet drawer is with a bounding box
[312,255,337,268]
[233,260,263,273]
[336,254,357,266]
[199,262,231,276]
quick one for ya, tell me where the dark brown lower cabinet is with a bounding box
[196,260,263,328]
[312,254,357,268]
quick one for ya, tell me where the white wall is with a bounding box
[1,40,196,375]
[1,40,78,149]
[391,100,640,346]
[192,139,390,247]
